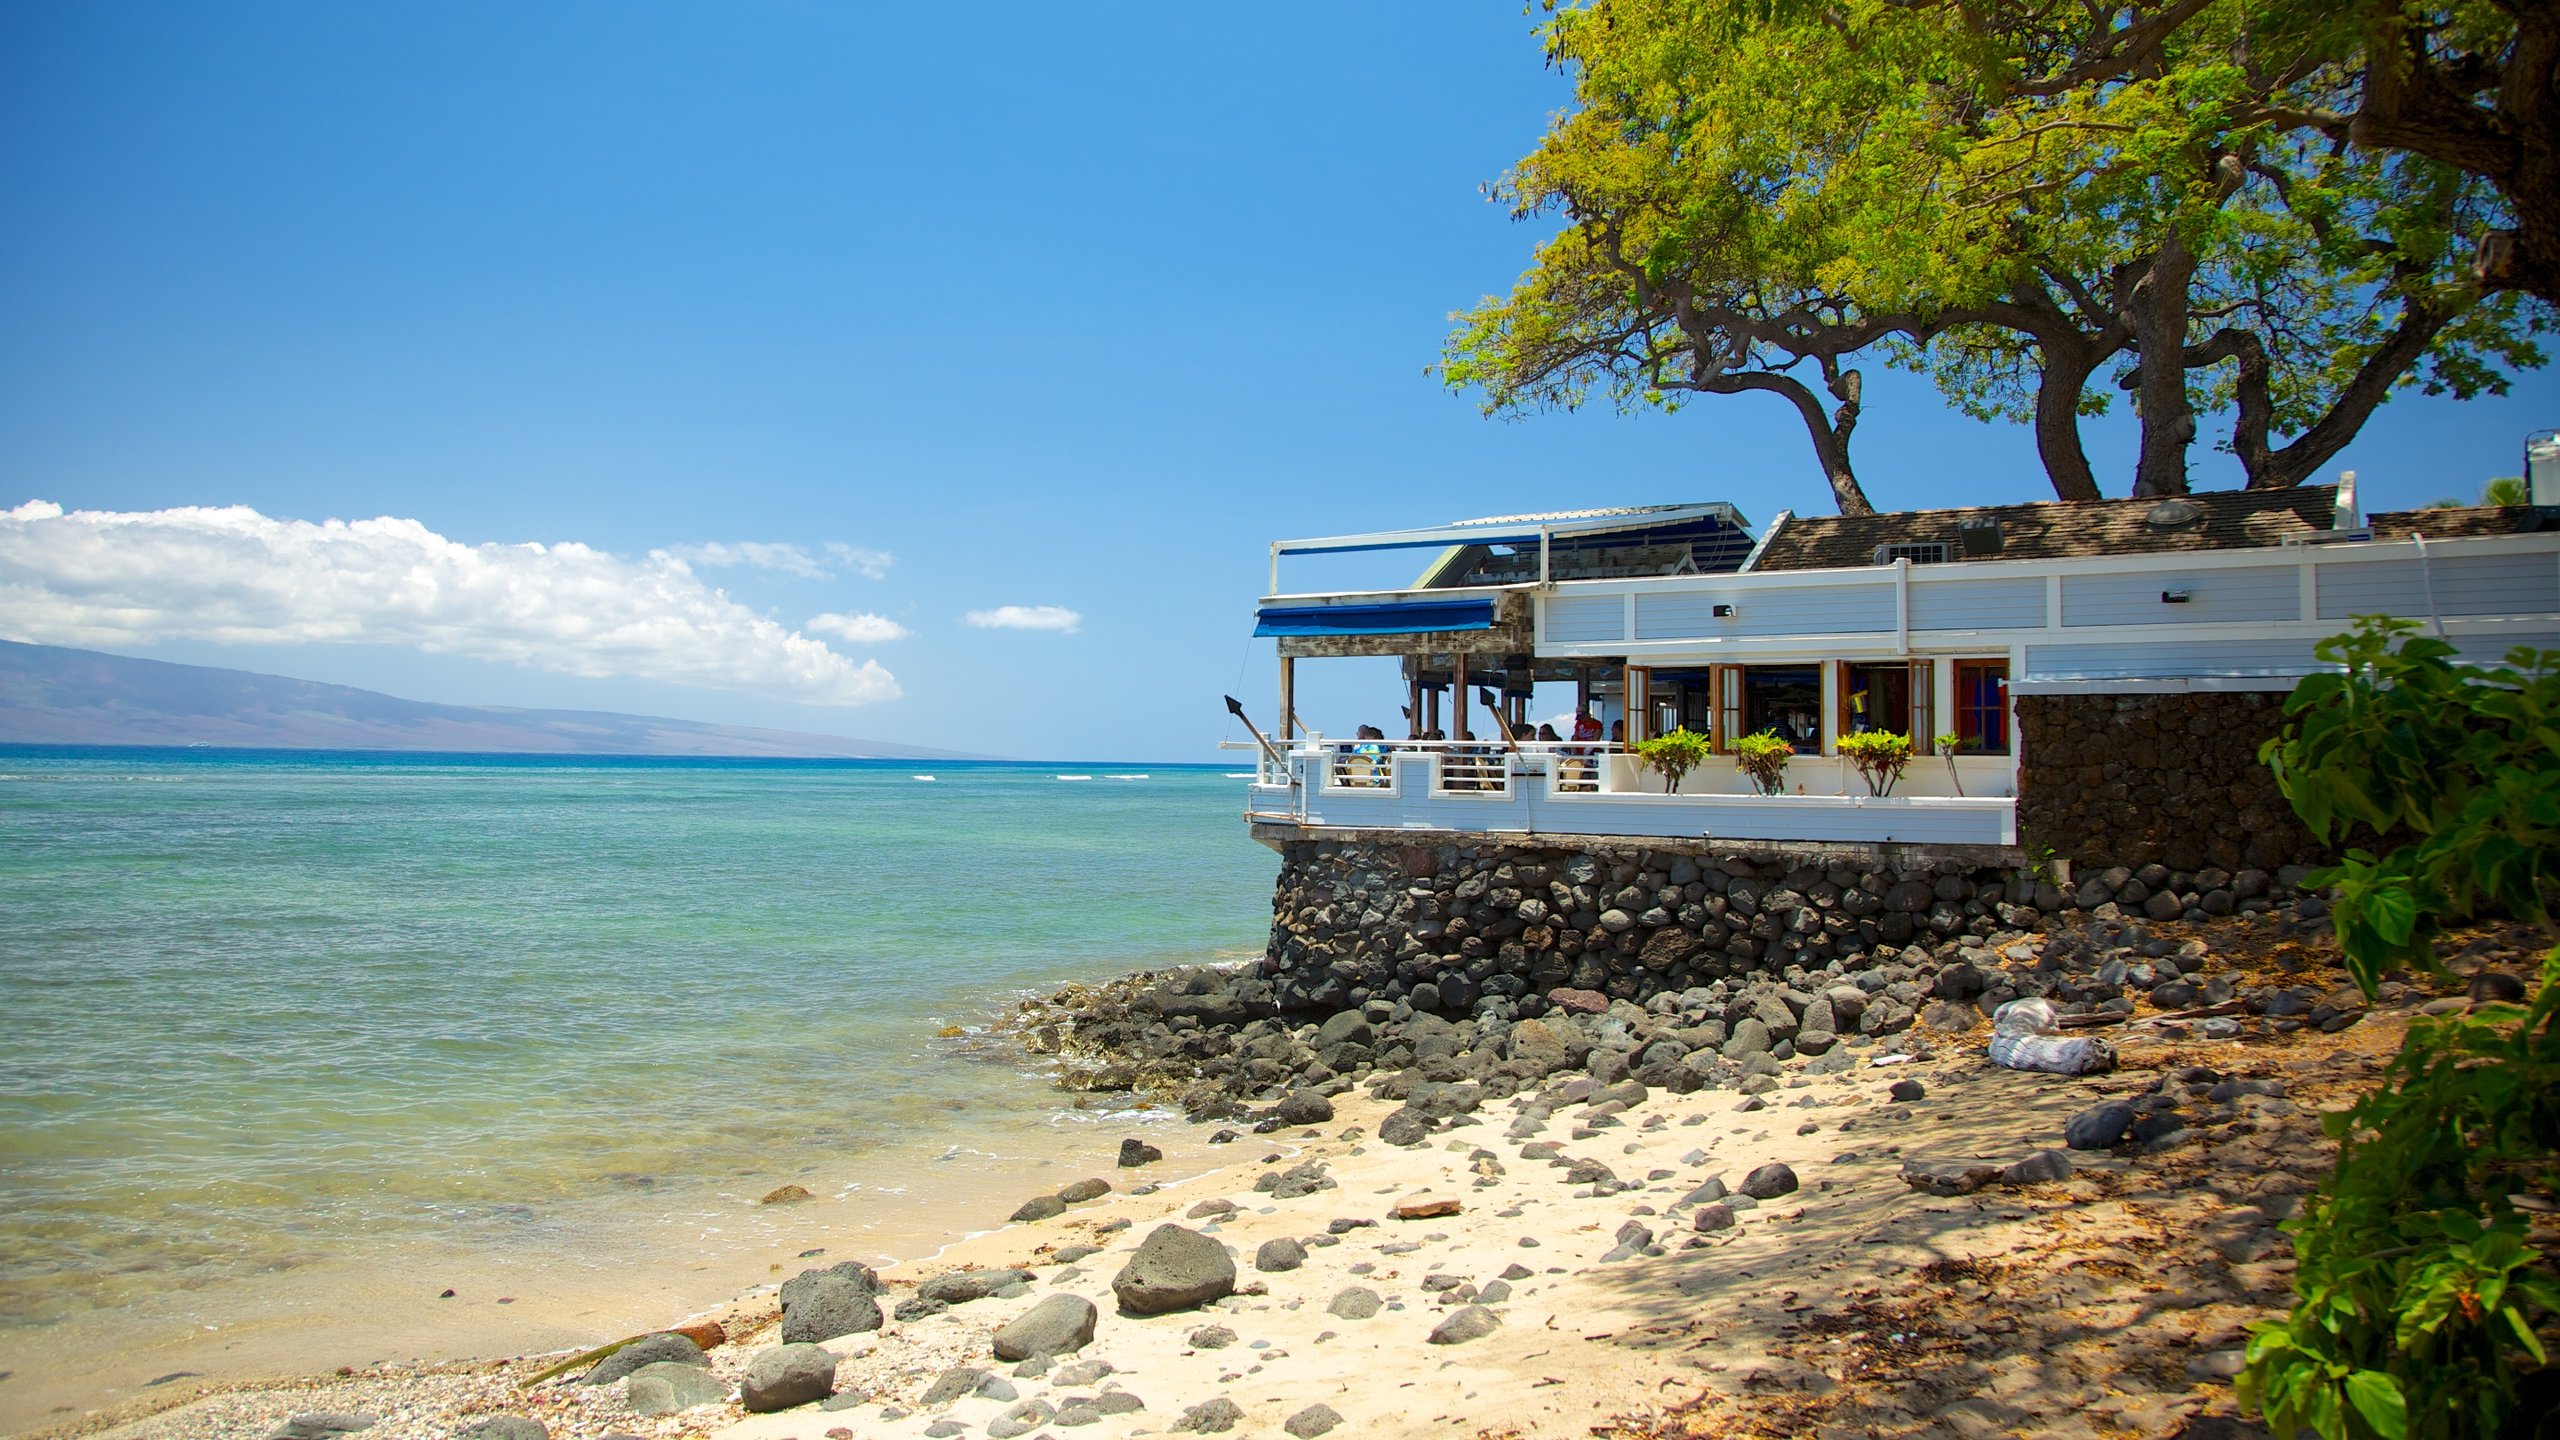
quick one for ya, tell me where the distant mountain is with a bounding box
[0,641,984,759]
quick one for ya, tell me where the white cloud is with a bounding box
[825,542,895,581]
[662,539,894,581]
[806,611,909,645]
[0,500,902,706]
[965,604,1082,634]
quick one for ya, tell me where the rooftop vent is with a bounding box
[1956,517,2005,556]
[2142,498,2204,531]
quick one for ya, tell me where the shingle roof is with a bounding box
[2366,505,2554,540]
[1746,486,2341,571]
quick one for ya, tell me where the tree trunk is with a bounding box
[2031,340,2106,502]
[1702,371,1876,515]
[2190,293,2455,490]
[2127,233,2198,497]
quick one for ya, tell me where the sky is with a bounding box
[2,4,2553,762]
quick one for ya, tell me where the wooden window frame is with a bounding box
[1953,658,2011,755]
[1711,664,1745,752]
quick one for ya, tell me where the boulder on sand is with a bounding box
[992,1293,1099,1360]
[1275,1090,1335,1125]
[624,1362,726,1416]
[778,1261,883,1344]
[1428,1305,1501,1345]
[1112,1224,1236,1314]
[740,1343,837,1412]
[1739,1163,1799,1199]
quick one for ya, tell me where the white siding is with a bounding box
[2060,565,2299,627]
[2316,553,2560,621]
[2024,637,2318,679]
[1544,594,1627,644]
[2449,628,2560,666]
[1909,576,2047,631]
[1635,583,1893,640]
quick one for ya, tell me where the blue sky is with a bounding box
[2,4,2552,761]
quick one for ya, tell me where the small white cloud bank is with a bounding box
[965,604,1081,634]
[662,539,894,581]
[806,611,909,645]
[0,500,902,706]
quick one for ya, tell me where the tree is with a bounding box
[1444,0,2550,505]
[2056,0,2560,307]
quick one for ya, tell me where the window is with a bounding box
[1741,666,1823,755]
[1954,660,2010,754]
[1838,662,1912,742]
[1877,541,1949,565]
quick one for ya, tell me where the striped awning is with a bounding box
[1252,599,1498,637]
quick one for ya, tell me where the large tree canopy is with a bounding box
[1444,0,2551,508]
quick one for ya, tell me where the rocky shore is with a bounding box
[46,893,2546,1440]
[1002,841,2341,1131]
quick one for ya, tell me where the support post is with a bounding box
[1407,664,1423,740]
[1278,656,1295,741]
[1452,653,1470,741]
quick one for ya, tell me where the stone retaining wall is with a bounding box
[1259,835,2293,1021]
[2015,690,2318,874]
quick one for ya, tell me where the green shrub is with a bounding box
[2260,619,2559,995]
[1633,728,1713,794]
[2242,617,2560,1440]
[1730,729,1792,796]
[1836,730,1914,796]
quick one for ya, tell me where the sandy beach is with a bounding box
[26,908,2498,1440]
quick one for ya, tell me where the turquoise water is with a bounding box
[0,749,1274,1329]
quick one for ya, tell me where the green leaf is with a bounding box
[2506,1305,2548,1364]
[2342,1371,2407,1439]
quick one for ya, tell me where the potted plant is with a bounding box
[1837,730,1914,796]
[1730,729,1792,796]
[1933,731,1964,796]
[1632,728,1713,794]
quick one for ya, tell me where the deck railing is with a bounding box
[1223,738,2015,845]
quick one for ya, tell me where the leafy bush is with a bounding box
[1730,730,1792,796]
[1836,730,1914,796]
[2260,618,2560,995]
[1633,728,1713,794]
[2241,617,2560,1440]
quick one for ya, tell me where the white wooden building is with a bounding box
[1237,487,2560,855]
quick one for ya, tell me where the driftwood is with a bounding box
[2051,1000,2249,1030]
[521,1319,726,1387]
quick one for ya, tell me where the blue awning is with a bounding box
[1253,599,1497,637]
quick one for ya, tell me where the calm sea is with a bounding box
[0,749,1274,1341]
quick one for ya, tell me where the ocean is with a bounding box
[0,749,1274,1427]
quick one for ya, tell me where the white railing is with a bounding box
[1224,739,2014,845]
